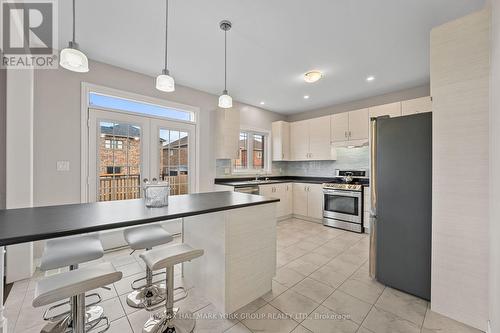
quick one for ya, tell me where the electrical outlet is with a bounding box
[224,167,230,175]
[56,161,70,172]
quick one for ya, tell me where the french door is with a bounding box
[87,108,196,248]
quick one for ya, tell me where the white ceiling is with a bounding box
[58,0,485,114]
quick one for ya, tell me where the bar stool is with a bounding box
[33,262,122,333]
[140,243,204,333]
[40,234,106,328]
[123,224,174,308]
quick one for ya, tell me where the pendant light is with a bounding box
[156,0,175,92]
[59,0,89,73]
[218,20,232,108]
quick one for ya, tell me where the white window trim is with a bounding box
[80,82,201,202]
[232,127,272,175]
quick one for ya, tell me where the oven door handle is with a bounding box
[323,190,361,197]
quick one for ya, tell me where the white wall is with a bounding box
[5,69,35,282]
[490,1,500,332]
[0,69,5,210]
[430,8,490,331]
[33,60,284,206]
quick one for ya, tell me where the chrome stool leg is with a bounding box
[143,266,195,333]
[127,249,166,308]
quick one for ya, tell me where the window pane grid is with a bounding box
[233,131,267,172]
[98,121,142,202]
[159,129,189,196]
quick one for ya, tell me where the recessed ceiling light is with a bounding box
[304,71,323,83]
[304,95,310,99]
[260,101,265,105]
[366,76,375,82]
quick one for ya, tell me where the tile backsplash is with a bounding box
[216,146,369,178]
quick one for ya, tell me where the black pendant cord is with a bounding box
[72,0,76,43]
[224,29,227,92]
[164,0,169,72]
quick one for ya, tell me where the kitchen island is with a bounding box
[0,191,279,325]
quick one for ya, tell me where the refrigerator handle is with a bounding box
[369,117,378,280]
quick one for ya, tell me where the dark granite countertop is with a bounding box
[215,176,370,187]
[0,192,279,246]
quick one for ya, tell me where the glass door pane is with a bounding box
[98,121,142,201]
[159,129,189,195]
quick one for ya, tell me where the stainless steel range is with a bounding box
[322,170,367,233]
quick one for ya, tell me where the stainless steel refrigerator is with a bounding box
[369,112,432,301]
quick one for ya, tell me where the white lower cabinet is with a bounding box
[292,183,323,220]
[259,183,293,219]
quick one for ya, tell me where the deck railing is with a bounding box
[99,174,188,201]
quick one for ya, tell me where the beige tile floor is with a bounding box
[4,218,483,333]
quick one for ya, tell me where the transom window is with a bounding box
[233,130,269,173]
[89,92,195,122]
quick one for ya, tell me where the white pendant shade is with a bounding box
[156,73,175,92]
[218,93,233,108]
[59,46,89,73]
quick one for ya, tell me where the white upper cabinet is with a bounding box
[214,108,240,160]
[369,102,402,118]
[290,117,334,161]
[308,116,332,160]
[402,97,432,116]
[272,121,290,161]
[348,108,369,140]
[290,120,309,161]
[331,112,349,142]
[331,108,369,146]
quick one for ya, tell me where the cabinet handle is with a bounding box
[345,131,348,138]
[349,131,352,137]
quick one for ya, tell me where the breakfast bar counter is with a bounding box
[0,191,279,321]
[0,191,279,246]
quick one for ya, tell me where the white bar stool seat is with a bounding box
[124,225,173,251]
[40,234,104,271]
[39,234,105,327]
[140,244,204,333]
[33,262,122,333]
[123,224,173,308]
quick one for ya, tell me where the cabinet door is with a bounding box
[308,116,332,160]
[260,184,280,217]
[348,108,369,141]
[293,183,308,216]
[259,184,274,198]
[331,112,349,143]
[284,183,293,216]
[272,121,290,161]
[307,184,324,220]
[290,120,310,161]
[214,108,240,159]
[401,97,432,116]
[369,102,401,118]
